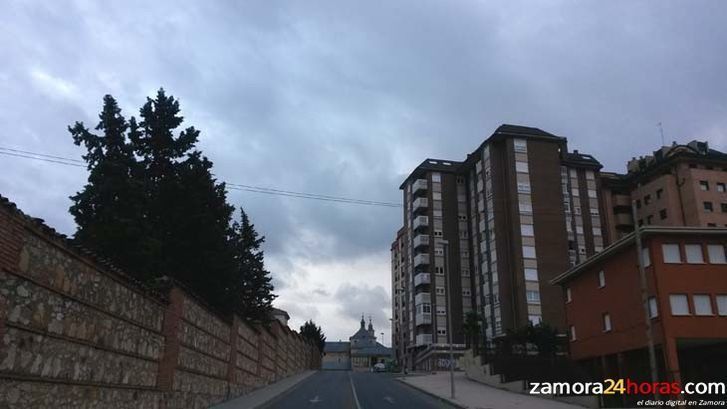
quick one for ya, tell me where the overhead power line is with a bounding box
[0,146,402,208]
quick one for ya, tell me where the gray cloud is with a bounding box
[3,0,727,339]
[334,283,390,333]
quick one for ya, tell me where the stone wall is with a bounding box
[0,196,321,409]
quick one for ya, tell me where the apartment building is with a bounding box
[391,124,604,370]
[600,140,727,243]
[551,227,727,405]
[390,227,408,365]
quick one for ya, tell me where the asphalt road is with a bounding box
[260,371,458,409]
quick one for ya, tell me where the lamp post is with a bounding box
[437,238,455,399]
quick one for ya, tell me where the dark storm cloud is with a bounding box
[3,0,727,337]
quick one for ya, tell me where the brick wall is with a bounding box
[0,197,321,409]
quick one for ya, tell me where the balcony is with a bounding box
[412,179,428,194]
[414,272,430,287]
[413,216,429,231]
[413,197,428,213]
[415,333,433,346]
[415,313,432,326]
[413,253,429,268]
[413,234,429,249]
[415,292,431,305]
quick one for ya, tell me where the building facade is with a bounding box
[600,140,727,243]
[551,227,727,405]
[322,316,392,371]
[391,124,604,370]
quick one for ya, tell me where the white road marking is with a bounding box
[383,396,395,404]
[348,372,363,409]
[309,395,322,404]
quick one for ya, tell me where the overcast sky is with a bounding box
[2,1,727,343]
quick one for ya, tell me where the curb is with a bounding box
[395,377,468,409]
[212,370,318,409]
[252,370,318,409]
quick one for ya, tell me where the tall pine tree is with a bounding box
[70,89,276,316]
[228,208,276,322]
[69,95,147,279]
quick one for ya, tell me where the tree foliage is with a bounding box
[69,89,276,319]
[300,320,326,353]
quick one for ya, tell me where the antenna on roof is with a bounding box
[657,122,665,146]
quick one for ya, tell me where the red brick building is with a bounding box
[551,227,727,404]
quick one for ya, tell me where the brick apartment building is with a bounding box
[600,140,727,241]
[551,227,727,405]
[391,124,604,370]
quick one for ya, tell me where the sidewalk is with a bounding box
[398,371,583,409]
[212,370,317,409]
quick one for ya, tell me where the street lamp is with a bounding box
[436,238,455,399]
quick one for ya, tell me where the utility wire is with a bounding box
[0,146,403,208]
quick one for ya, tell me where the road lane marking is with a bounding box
[348,372,362,409]
[383,396,395,404]
[309,395,322,404]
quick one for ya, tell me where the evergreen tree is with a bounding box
[300,320,326,353]
[69,95,147,279]
[70,88,275,315]
[228,208,276,321]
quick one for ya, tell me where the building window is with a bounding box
[648,297,658,318]
[437,328,447,336]
[659,209,667,220]
[662,244,682,263]
[519,203,533,213]
[685,244,704,264]
[644,194,651,205]
[521,224,534,237]
[636,199,641,209]
[524,268,538,281]
[462,289,471,297]
[436,287,445,295]
[514,139,527,152]
[518,183,531,193]
[707,244,727,264]
[694,295,713,316]
[436,306,446,316]
[456,176,465,184]
[669,294,690,316]
[566,287,572,303]
[642,248,651,267]
[598,270,606,288]
[704,201,714,212]
[656,188,663,199]
[522,246,536,259]
[516,162,529,173]
[435,267,444,275]
[528,315,542,326]
[700,180,710,191]
[646,215,653,225]
[569,325,577,341]
[719,183,726,193]
[602,313,612,332]
[717,295,727,316]
[722,203,727,213]
[526,290,540,304]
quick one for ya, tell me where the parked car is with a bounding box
[373,362,386,372]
